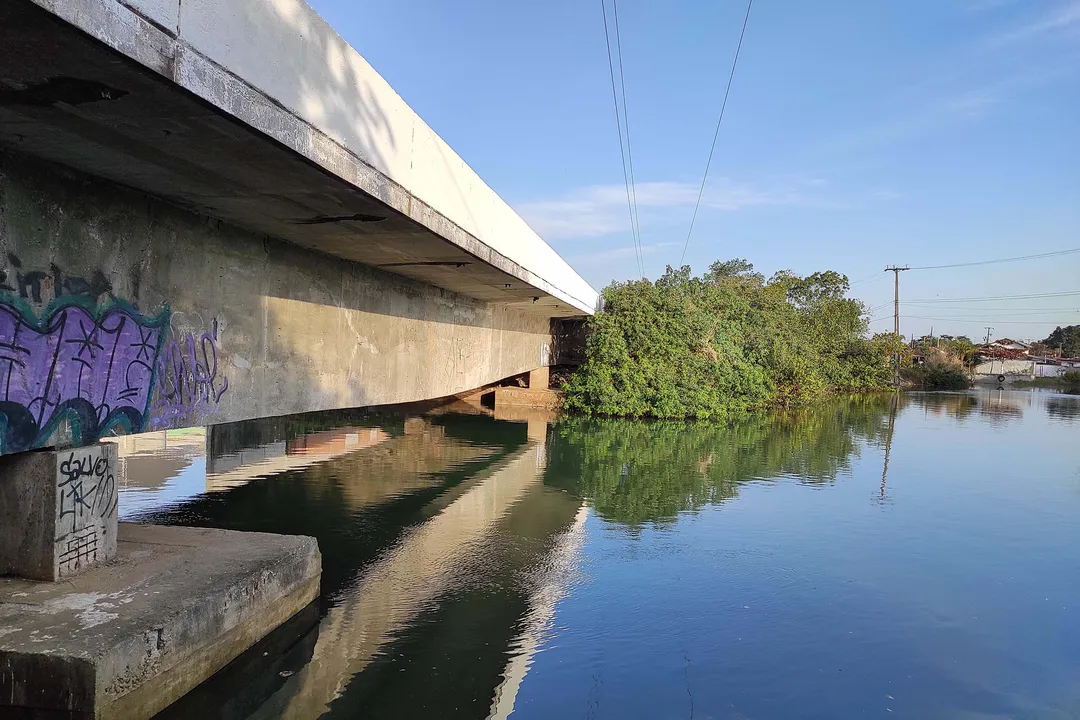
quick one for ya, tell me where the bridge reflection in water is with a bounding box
[117,408,585,719]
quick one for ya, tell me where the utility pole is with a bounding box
[984,326,996,375]
[885,265,909,386]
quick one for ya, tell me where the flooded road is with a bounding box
[121,390,1080,719]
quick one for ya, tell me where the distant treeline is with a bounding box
[563,260,901,420]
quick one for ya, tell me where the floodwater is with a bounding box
[120,389,1080,720]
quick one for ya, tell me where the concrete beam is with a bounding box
[0,151,561,455]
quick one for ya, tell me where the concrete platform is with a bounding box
[494,386,563,410]
[0,524,321,719]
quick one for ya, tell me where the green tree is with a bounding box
[563,260,895,419]
[1043,325,1080,357]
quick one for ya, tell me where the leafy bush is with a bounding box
[563,260,897,419]
[901,363,970,391]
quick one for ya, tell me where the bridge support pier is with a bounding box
[529,366,551,390]
[0,442,119,581]
[0,441,320,719]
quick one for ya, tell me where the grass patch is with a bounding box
[1013,370,1080,391]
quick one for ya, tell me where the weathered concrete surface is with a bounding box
[528,366,550,390]
[0,151,559,454]
[494,386,562,411]
[0,523,320,719]
[0,0,598,316]
[0,444,118,581]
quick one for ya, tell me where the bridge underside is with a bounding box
[0,0,599,457]
[0,0,589,317]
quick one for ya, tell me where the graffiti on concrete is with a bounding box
[0,296,170,453]
[55,445,117,576]
[149,318,229,429]
[1,253,114,305]
[0,252,230,452]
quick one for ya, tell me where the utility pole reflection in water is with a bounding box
[880,391,899,501]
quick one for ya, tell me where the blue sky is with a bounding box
[309,0,1079,341]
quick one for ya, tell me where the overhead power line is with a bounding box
[679,0,754,266]
[908,247,1080,271]
[870,314,1078,326]
[849,271,889,288]
[601,0,644,278]
[901,305,1080,314]
[905,290,1080,304]
[612,0,644,276]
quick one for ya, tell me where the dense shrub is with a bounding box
[900,362,970,391]
[563,260,900,419]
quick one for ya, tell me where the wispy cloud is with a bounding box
[942,89,1001,117]
[817,89,1002,158]
[516,179,803,240]
[817,3,1080,161]
[567,241,680,266]
[817,0,1080,164]
[984,0,1080,47]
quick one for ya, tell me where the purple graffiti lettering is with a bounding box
[149,319,228,428]
[0,302,168,453]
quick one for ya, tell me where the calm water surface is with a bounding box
[121,390,1080,720]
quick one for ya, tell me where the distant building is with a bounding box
[1030,356,1080,377]
[974,339,1034,378]
[986,338,1031,354]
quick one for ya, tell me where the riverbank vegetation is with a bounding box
[899,335,974,390]
[900,362,970,391]
[562,260,902,419]
[1012,371,1080,392]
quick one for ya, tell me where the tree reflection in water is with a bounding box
[545,394,899,527]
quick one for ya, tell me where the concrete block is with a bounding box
[0,523,321,720]
[0,444,118,581]
[528,366,550,389]
[494,386,562,411]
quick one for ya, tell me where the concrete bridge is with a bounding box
[0,0,598,458]
[0,2,596,715]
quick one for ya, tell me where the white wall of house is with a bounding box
[975,359,1034,376]
[1035,364,1067,378]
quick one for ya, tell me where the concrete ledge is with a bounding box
[494,386,562,411]
[0,524,321,719]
